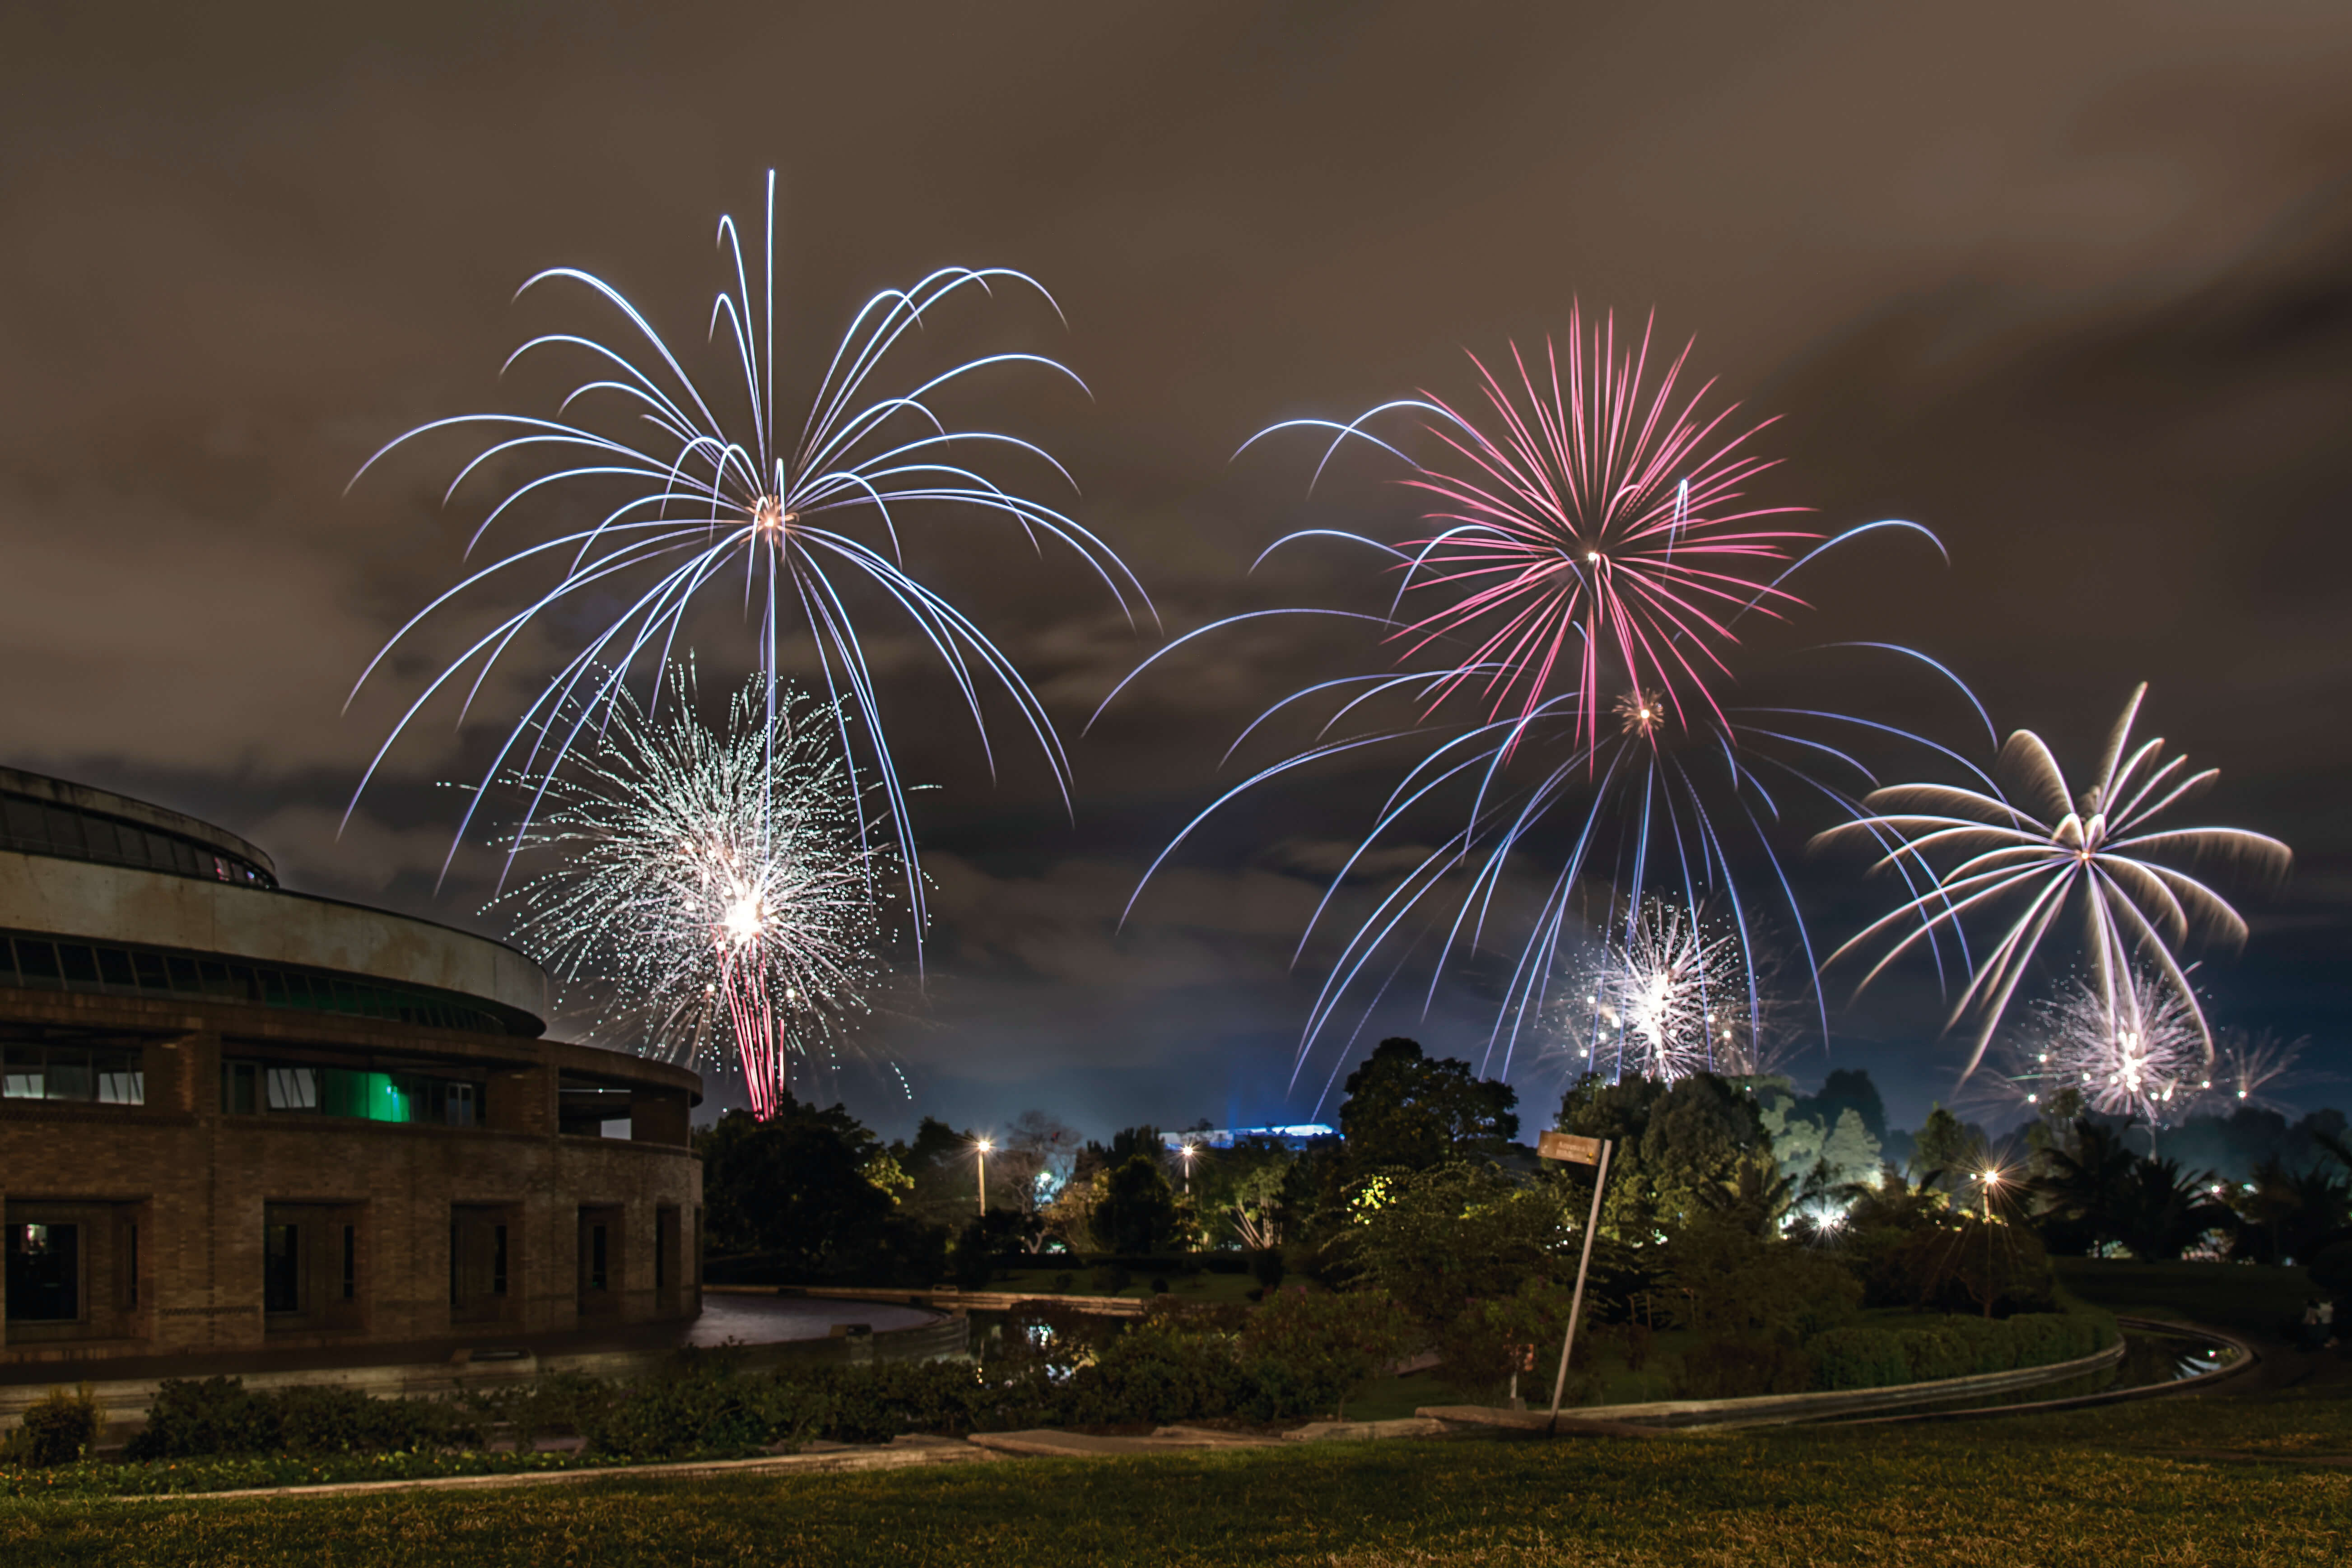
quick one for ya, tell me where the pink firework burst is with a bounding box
[1386,308,1816,747]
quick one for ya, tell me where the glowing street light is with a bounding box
[973,1135,994,1216]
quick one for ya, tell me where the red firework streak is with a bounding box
[717,943,785,1121]
[1392,308,1816,751]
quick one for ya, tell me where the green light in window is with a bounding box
[365,1072,413,1123]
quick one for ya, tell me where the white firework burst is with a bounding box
[2008,969,2210,1126]
[1566,901,1750,1083]
[493,664,899,1117]
[1820,682,2290,1076]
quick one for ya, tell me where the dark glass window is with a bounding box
[221,1061,257,1114]
[342,1225,356,1301]
[492,1225,508,1297]
[589,1226,609,1292]
[58,945,100,985]
[96,947,135,988]
[6,1223,80,1322]
[263,1223,301,1313]
[16,941,60,986]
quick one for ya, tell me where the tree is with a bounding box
[1343,1162,1574,1334]
[2111,1157,2232,1263]
[1338,1038,1519,1173]
[2031,1118,2139,1255]
[1094,1153,1180,1254]
[698,1099,904,1274]
[1810,1069,1888,1142]
[994,1109,1084,1222]
[1911,1106,1987,1194]
[1557,1072,1773,1237]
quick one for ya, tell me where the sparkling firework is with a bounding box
[1564,900,1748,1083]
[351,172,1151,940]
[2207,1030,2309,1113]
[1253,308,1816,753]
[1103,314,1969,1101]
[2007,969,2210,1127]
[494,665,895,1119]
[1818,683,2291,1076]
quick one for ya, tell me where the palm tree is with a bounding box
[2032,1120,2140,1254]
[2111,1156,2231,1262]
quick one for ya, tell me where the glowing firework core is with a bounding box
[497,667,895,1120]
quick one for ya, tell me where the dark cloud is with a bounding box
[3,0,2347,1139]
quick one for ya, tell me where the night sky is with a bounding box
[4,2,2347,1140]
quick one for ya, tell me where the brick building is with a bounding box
[0,767,702,1368]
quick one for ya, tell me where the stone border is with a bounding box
[1424,1334,2130,1432]
[1824,1316,2257,1425]
[95,1436,998,1503]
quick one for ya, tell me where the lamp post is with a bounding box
[974,1136,993,1216]
[1179,1140,1196,1195]
[1975,1168,2001,1319]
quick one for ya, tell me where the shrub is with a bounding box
[585,1363,821,1459]
[1235,1287,1412,1420]
[461,1370,618,1449]
[1250,1249,1287,1289]
[7,1385,101,1467]
[1674,1339,1813,1399]
[1807,1305,2117,1391]
[125,1378,277,1460]
[1090,1264,1133,1296]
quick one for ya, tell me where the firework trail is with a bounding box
[1100,312,1973,1101]
[2005,968,2210,1127]
[349,172,1151,944]
[1816,683,2290,1076]
[493,665,897,1119]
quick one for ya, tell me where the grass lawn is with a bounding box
[7,1387,2348,1567]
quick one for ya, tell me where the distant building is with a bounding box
[1159,1124,1336,1151]
[0,768,702,1370]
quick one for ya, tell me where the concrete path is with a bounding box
[968,1425,1281,1457]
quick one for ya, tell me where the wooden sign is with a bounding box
[1538,1131,1603,1165]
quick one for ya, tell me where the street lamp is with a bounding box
[973,1136,993,1216]
[1179,1140,1197,1195]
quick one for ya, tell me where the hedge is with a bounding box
[1809,1304,2118,1391]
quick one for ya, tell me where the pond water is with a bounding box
[677,1294,942,1348]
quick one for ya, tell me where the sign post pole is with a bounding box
[1543,1135,1613,1427]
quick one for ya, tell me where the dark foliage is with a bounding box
[1338,1038,1519,1174]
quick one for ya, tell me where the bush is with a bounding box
[1674,1339,1813,1399]
[1808,1305,2117,1391]
[1234,1287,1412,1420]
[1250,1249,1287,1289]
[125,1378,276,1461]
[5,1386,101,1467]
[585,1363,823,1459]
[126,1377,483,1461]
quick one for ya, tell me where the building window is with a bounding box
[3,1045,144,1105]
[4,1223,79,1322]
[341,1224,357,1302]
[589,1225,609,1292]
[492,1225,508,1297]
[223,1059,485,1127]
[263,1223,302,1314]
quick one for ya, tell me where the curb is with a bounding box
[1823,1316,2259,1426]
[90,1437,997,1503]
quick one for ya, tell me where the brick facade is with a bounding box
[1,985,702,1366]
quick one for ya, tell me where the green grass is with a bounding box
[3,1391,2347,1566]
[6,1261,2338,1564]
